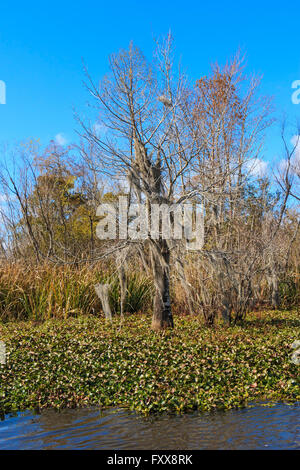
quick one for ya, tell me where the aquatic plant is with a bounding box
[0,310,299,415]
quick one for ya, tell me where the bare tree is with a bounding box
[79,35,207,330]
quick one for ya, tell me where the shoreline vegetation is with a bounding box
[0,38,299,419]
[1,309,299,417]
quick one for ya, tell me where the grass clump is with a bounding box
[0,263,152,321]
[0,310,299,416]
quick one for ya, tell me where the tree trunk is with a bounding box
[270,257,280,309]
[271,273,280,308]
[150,240,174,331]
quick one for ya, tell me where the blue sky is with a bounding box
[0,0,300,167]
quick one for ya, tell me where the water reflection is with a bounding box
[0,403,299,450]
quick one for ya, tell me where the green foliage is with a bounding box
[0,310,299,416]
[96,272,153,315]
[279,278,299,308]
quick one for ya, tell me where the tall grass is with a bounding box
[97,272,153,315]
[0,261,297,323]
[0,263,152,321]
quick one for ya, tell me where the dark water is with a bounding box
[0,403,299,450]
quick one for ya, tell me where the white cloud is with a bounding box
[92,122,107,137]
[0,194,14,204]
[245,158,268,177]
[291,135,300,162]
[279,135,300,173]
[54,133,68,146]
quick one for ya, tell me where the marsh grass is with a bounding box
[0,262,298,323]
[0,263,152,321]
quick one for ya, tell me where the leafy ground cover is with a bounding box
[0,310,299,416]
